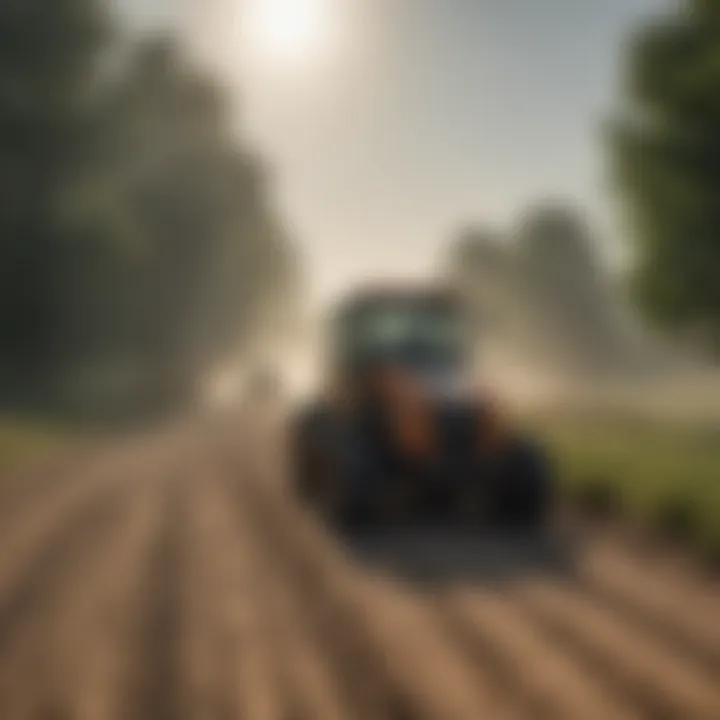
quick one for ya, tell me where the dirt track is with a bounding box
[0,415,718,720]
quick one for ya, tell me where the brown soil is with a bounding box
[0,415,716,720]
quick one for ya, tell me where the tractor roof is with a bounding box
[333,281,459,319]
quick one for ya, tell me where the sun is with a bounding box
[243,0,331,67]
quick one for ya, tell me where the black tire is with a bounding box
[290,403,358,527]
[490,437,555,531]
[289,404,333,504]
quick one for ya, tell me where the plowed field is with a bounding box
[0,416,717,720]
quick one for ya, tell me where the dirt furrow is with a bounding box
[224,463,401,720]
[122,476,187,720]
[444,588,640,720]
[230,475,351,720]
[0,488,132,717]
[0,480,129,649]
[21,480,166,720]
[517,581,720,720]
[581,546,720,673]
[182,468,287,720]
[0,437,162,612]
[242,472,518,720]
[353,577,523,720]
[0,446,94,526]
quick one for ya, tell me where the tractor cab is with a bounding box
[329,285,474,408]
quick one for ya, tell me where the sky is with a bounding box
[119,0,665,305]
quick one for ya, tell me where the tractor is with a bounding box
[289,283,555,532]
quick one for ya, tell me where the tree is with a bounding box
[0,15,303,417]
[611,1,720,357]
[442,203,659,379]
[515,202,636,375]
[0,0,109,392]
[444,225,513,336]
[89,38,302,408]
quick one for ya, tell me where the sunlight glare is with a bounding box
[243,0,331,67]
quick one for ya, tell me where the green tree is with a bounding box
[611,1,720,356]
[0,0,109,392]
[91,39,301,407]
[0,12,302,417]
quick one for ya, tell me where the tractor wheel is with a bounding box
[490,437,554,531]
[289,404,342,516]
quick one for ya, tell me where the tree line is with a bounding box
[0,1,301,419]
[445,204,666,383]
[447,0,720,370]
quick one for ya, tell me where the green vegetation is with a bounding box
[0,0,301,420]
[0,420,71,477]
[611,0,720,358]
[539,416,720,565]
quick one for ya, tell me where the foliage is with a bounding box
[611,1,720,357]
[0,0,109,385]
[444,204,650,378]
[540,415,720,566]
[515,203,634,374]
[0,3,301,417]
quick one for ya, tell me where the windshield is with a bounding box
[343,301,463,368]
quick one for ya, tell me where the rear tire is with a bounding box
[289,404,340,513]
[490,437,554,531]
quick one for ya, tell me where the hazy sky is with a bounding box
[120,0,664,303]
